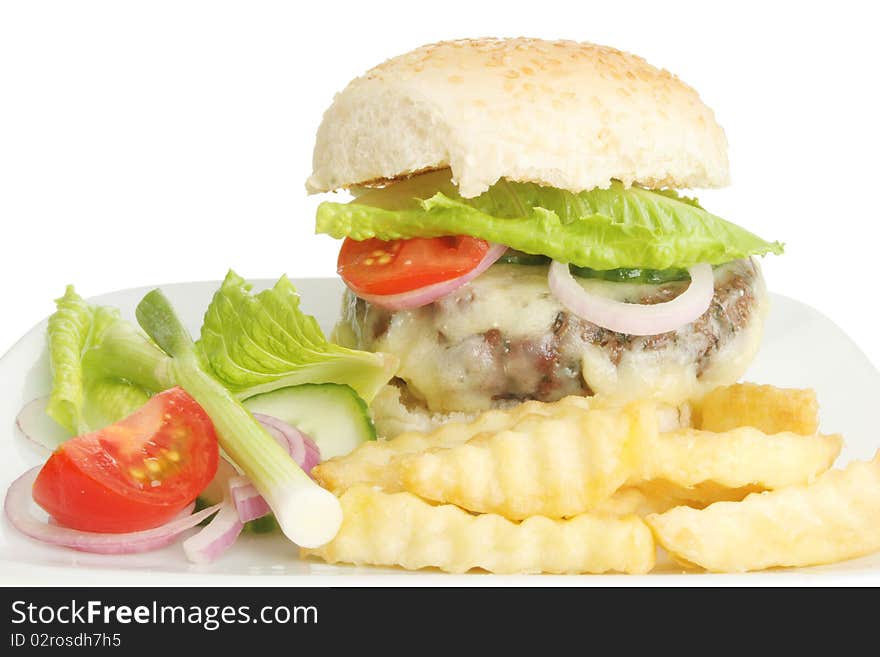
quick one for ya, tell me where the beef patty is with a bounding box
[334,259,767,413]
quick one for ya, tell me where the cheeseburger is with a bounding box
[307,38,782,437]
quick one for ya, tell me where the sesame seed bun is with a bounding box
[307,37,729,198]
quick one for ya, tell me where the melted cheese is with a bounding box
[336,262,768,417]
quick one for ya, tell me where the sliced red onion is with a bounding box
[198,456,240,506]
[182,497,243,564]
[187,415,322,548]
[4,466,221,555]
[548,261,714,336]
[229,476,271,523]
[15,397,70,452]
[203,415,321,530]
[351,242,508,310]
[253,413,321,476]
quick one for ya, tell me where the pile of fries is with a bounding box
[302,384,880,574]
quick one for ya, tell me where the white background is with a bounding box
[1,0,878,367]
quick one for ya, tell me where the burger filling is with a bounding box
[316,167,780,415]
[334,259,767,413]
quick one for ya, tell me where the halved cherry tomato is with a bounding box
[32,387,218,533]
[337,236,491,295]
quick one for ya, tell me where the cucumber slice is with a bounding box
[496,250,691,283]
[243,383,376,460]
[497,249,550,266]
[570,265,690,284]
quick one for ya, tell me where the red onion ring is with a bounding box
[4,466,221,554]
[253,413,321,476]
[350,242,508,310]
[229,476,271,523]
[182,497,243,564]
[199,456,240,506]
[548,261,714,336]
[15,397,69,452]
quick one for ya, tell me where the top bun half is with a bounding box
[307,38,729,199]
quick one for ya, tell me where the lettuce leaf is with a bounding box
[45,273,396,439]
[46,287,155,434]
[196,271,397,402]
[316,174,783,270]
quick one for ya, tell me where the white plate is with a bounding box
[2,279,879,586]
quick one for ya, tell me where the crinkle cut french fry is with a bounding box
[592,486,687,517]
[398,403,839,519]
[647,452,880,572]
[313,406,522,493]
[638,427,841,491]
[697,383,819,436]
[397,404,647,519]
[313,396,602,493]
[634,479,763,510]
[301,486,655,574]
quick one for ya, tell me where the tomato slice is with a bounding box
[337,236,491,296]
[32,387,219,533]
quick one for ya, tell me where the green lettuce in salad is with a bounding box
[197,272,396,403]
[316,171,783,270]
[45,272,396,436]
[46,286,164,435]
[41,272,396,546]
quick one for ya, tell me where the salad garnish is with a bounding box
[5,272,398,562]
